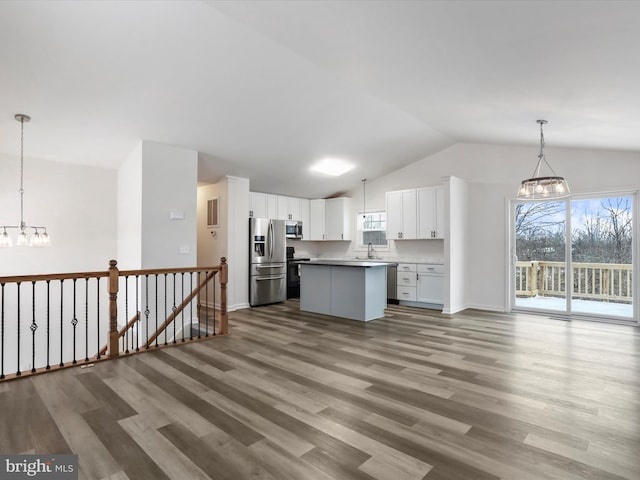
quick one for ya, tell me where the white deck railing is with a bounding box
[516,261,632,303]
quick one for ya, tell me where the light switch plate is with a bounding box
[170,210,185,220]
[180,245,190,254]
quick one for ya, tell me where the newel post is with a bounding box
[108,260,120,359]
[219,257,228,334]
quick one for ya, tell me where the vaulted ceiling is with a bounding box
[1,1,639,198]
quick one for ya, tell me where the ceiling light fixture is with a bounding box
[517,120,570,200]
[0,114,50,247]
[310,157,354,176]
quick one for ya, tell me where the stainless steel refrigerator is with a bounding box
[249,218,286,306]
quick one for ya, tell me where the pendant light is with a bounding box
[0,114,50,247]
[517,120,570,200]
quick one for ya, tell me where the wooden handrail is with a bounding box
[0,265,225,285]
[119,265,224,276]
[144,269,217,348]
[0,271,109,284]
[98,311,140,357]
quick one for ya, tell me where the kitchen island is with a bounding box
[298,260,397,321]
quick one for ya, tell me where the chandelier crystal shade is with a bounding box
[0,114,50,247]
[517,120,570,200]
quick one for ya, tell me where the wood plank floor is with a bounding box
[1,300,639,480]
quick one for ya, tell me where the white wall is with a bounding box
[227,176,250,310]
[0,154,117,373]
[197,175,250,311]
[117,141,143,270]
[444,176,469,314]
[198,182,228,269]
[140,141,198,269]
[0,153,117,275]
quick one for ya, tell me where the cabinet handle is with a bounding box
[341,234,343,239]
[250,210,253,217]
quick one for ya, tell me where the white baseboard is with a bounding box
[398,300,443,312]
[464,303,507,313]
[200,301,250,312]
[442,304,467,315]
[441,303,506,314]
[228,302,250,312]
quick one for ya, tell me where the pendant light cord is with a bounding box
[362,179,367,218]
[19,115,25,228]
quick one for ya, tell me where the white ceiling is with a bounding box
[1,0,639,198]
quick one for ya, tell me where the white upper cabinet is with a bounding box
[276,195,303,221]
[386,189,417,240]
[276,195,289,220]
[417,186,445,239]
[251,192,306,222]
[387,186,444,240]
[251,192,349,241]
[308,197,352,241]
[325,197,352,241]
[299,198,310,239]
[249,192,277,218]
[309,199,326,240]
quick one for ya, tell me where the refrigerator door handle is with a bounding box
[269,221,274,259]
[256,275,285,281]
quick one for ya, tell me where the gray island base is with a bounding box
[299,260,397,321]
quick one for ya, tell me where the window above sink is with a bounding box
[355,211,389,252]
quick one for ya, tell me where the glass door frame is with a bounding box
[508,190,639,325]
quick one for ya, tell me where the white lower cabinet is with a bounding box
[397,286,417,302]
[397,264,416,286]
[397,263,443,308]
[396,263,417,301]
[416,264,444,304]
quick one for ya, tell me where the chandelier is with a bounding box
[517,120,570,200]
[0,114,50,247]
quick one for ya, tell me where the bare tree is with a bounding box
[515,202,566,261]
[515,202,565,237]
[602,197,632,263]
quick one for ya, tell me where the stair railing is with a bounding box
[0,257,228,382]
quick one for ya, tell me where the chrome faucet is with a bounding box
[367,242,374,259]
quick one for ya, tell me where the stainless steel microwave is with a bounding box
[285,220,303,239]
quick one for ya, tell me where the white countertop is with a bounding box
[314,257,444,265]
[299,259,397,268]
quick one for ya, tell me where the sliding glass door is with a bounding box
[514,201,567,313]
[570,196,633,318]
[513,194,634,321]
